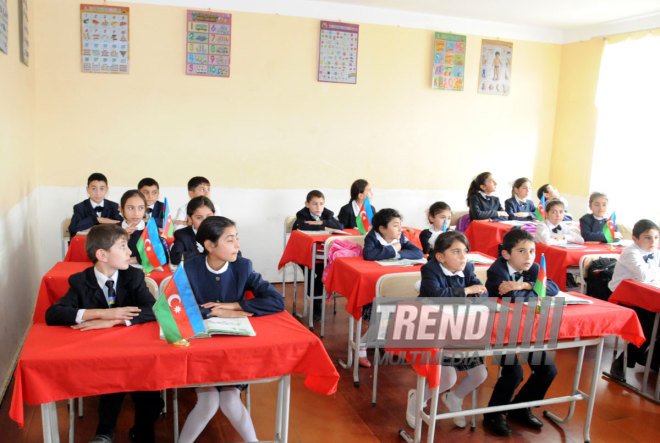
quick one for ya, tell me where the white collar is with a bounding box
[515,197,526,205]
[90,199,104,208]
[544,220,561,230]
[351,200,361,215]
[592,214,606,221]
[506,262,525,280]
[122,220,145,231]
[375,231,400,246]
[439,263,464,278]
[205,257,229,275]
[93,267,119,291]
[478,191,491,199]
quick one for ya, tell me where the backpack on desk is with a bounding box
[586,257,617,300]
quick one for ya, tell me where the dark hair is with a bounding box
[87,173,108,186]
[120,189,147,210]
[85,224,128,264]
[349,179,369,201]
[137,177,159,189]
[545,198,564,214]
[511,177,531,198]
[466,172,492,205]
[432,231,469,256]
[633,219,660,239]
[196,216,236,254]
[537,184,551,200]
[188,176,210,191]
[187,196,216,217]
[371,208,401,232]
[306,190,325,202]
[588,192,608,205]
[501,229,535,254]
[427,201,451,224]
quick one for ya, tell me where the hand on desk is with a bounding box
[304,220,324,226]
[514,212,530,218]
[83,306,141,322]
[498,211,509,218]
[465,284,488,296]
[71,319,124,331]
[498,281,532,295]
[202,302,253,318]
[97,217,120,224]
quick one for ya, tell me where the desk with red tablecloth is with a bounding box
[65,233,175,263]
[464,221,514,258]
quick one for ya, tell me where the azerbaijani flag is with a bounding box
[533,254,547,300]
[602,212,617,243]
[355,196,374,235]
[442,219,448,232]
[137,217,167,274]
[162,197,174,240]
[535,195,546,221]
[153,263,206,343]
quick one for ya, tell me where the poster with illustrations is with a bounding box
[318,20,359,84]
[186,10,231,77]
[19,0,28,65]
[478,40,512,96]
[0,0,8,55]
[80,4,129,74]
[432,32,466,91]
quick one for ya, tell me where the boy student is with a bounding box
[68,173,122,236]
[45,224,162,443]
[609,219,660,380]
[174,176,218,231]
[483,229,559,436]
[138,177,164,229]
[537,183,573,221]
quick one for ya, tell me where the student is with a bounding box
[174,176,217,231]
[608,219,660,380]
[484,229,559,436]
[170,196,215,265]
[293,189,344,231]
[119,190,169,266]
[363,208,424,261]
[68,173,122,236]
[407,231,488,429]
[504,177,536,221]
[537,183,573,221]
[579,192,622,242]
[466,172,508,221]
[138,177,164,229]
[337,179,376,229]
[45,224,162,443]
[178,216,285,443]
[535,199,584,246]
[419,201,452,255]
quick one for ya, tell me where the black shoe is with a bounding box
[483,414,512,436]
[609,353,626,382]
[89,435,113,443]
[508,408,543,429]
[129,427,155,443]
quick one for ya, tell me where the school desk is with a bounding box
[10,311,339,443]
[464,220,514,257]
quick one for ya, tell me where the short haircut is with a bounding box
[85,224,128,264]
[427,201,451,223]
[137,177,159,189]
[633,219,660,238]
[120,189,147,210]
[544,198,564,214]
[501,228,535,254]
[306,190,325,202]
[588,192,608,205]
[187,196,215,217]
[188,176,210,191]
[537,184,551,200]
[87,173,108,186]
[511,177,531,198]
[432,231,469,255]
[371,208,401,232]
[196,216,236,254]
[349,179,369,201]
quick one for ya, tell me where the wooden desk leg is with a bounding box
[41,402,60,443]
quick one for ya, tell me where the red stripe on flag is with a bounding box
[140,229,160,267]
[163,278,195,338]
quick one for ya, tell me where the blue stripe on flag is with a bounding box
[364,196,374,223]
[174,264,206,334]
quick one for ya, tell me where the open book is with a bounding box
[466,253,494,265]
[298,230,351,235]
[556,291,594,305]
[376,258,427,267]
[159,317,256,340]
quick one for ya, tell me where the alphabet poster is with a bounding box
[80,4,129,74]
[478,39,512,96]
[432,32,466,91]
[186,10,231,77]
[0,0,7,55]
[318,20,359,84]
[19,0,28,65]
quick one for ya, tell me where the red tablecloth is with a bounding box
[403,227,423,250]
[278,229,359,270]
[32,262,173,323]
[609,279,660,312]
[64,235,90,262]
[10,311,339,427]
[464,221,514,258]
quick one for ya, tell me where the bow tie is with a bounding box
[94,206,103,215]
[512,271,525,281]
[146,208,153,217]
[551,225,562,233]
[644,253,655,263]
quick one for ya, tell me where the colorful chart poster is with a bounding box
[19,0,28,65]
[432,32,466,91]
[0,0,8,55]
[318,20,359,84]
[478,39,513,96]
[80,4,129,74]
[186,10,231,77]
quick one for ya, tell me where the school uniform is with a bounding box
[419,227,452,255]
[420,258,485,298]
[126,221,170,266]
[185,254,285,317]
[68,198,122,236]
[535,220,584,246]
[504,197,536,221]
[362,230,423,261]
[145,200,164,229]
[485,256,559,301]
[293,207,344,231]
[170,226,203,265]
[174,203,221,231]
[468,192,507,221]
[338,200,376,229]
[579,213,619,243]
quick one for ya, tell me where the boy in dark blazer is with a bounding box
[46,224,162,443]
[293,190,343,231]
[68,173,122,236]
[138,177,164,229]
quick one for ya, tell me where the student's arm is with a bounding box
[296,213,324,231]
[565,226,585,244]
[169,233,185,265]
[579,215,605,242]
[45,281,86,326]
[504,199,516,220]
[322,211,344,230]
[534,223,560,245]
[126,270,156,324]
[420,265,464,297]
[419,230,432,255]
[464,264,488,296]
[468,196,499,221]
[486,262,535,300]
[363,233,396,261]
[68,202,96,236]
[241,263,286,316]
[399,236,423,259]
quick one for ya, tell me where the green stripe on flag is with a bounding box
[136,236,155,274]
[602,223,615,243]
[153,294,183,343]
[533,278,546,299]
[355,214,367,234]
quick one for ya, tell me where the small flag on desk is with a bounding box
[603,212,617,243]
[535,195,546,221]
[355,196,374,235]
[153,263,206,343]
[533,254,547,300]
[442,219,448,232]
[162,197,174,240]
[137,217,167,274]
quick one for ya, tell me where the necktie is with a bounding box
[513,272,524,281]
[106,280,116,306]
[552,225,562,233]
[644,253,655,263]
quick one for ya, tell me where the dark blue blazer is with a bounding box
[338,202,376,229]
[419,229,433,254]
[485,256,559,301]
[128,229,170,265]
[293,207,343,231]
[45,265,155,326]
[468,194,506,221]
[68,198,122,236]
[363,230,423,261]
[579,214,618,243]
[184,255,285,317]
[170,226,200,265]
[146,201,165,229]
[420,258,486,298]
[504,198,536,221]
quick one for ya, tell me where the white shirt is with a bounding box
[351,200,362,216]
[439,263,464,278]
[76,268,130,326]
[91,199,104,209]
[535,220,584,246]
[206,257,229,274]
[375,231,402,259]
[507,263,526,282]
[609,243,660,291]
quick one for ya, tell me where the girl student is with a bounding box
[504,177,537,221]
[178,216,285,443]
[119,189,169,266]
[466,172,508,221]
[419,201,452,255]
[169,196,215,264]
[337,178,376,229]
[579,192,622,242]
[408,231,488,429]
[535,199,584,246]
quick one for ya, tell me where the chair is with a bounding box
[282,216,300,312]
[578,253,620,295]
[451,211,468,227]
[618,223,633,240]
[145,277,159,300]
[159,275,173,294]
[474,266,488,285]
[61,218,71,260]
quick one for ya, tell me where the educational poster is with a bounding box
[19,0,28,65]
[478,40,512,96]
[318,20,359,84]
[432,32,466,91]
[0,0,7,55]
[186,10,231,77]
[80,4,129,74]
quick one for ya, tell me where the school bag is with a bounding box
[585,257,617,300]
